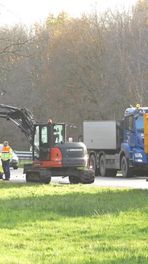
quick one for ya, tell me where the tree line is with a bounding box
[0,0,147,149]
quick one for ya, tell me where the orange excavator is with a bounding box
[0,104,94,184]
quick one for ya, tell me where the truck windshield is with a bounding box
[135,115,144,132]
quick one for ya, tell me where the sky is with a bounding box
[0,0,138,27]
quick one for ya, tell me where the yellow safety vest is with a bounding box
[1,146,13,161]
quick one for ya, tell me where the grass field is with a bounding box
[0,181,148,264]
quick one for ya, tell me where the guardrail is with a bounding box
[15,151,32,160]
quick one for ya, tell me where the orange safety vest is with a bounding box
[1,146,12,161]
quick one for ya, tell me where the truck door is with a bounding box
[124,115,135,147]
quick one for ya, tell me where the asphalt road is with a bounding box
[8,168,148,190]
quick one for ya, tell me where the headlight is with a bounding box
[134,153,142,158]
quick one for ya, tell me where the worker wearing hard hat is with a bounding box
[1,141,13,181]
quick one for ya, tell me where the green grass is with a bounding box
[0,182,148,264]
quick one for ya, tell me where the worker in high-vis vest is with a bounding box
[1,141,13,180]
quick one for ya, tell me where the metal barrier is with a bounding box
[15,151,32,160]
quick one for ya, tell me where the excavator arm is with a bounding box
[0,104,36,144]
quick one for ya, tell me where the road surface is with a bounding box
[8,168,148,190]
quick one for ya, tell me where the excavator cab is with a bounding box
[33,123,65,161]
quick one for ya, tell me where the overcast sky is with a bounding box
[0,0,138,27]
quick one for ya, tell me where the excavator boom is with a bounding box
[0,104,36,144]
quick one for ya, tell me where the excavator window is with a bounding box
[33,125,50,161]
[33,125,40,159]
[41,126,48,144]
[53,124,65,144]
[40,126,50,160]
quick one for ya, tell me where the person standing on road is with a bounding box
[1,141,13,181]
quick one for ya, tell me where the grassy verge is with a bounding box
[0,182,148,264]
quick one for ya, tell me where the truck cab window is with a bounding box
[135,115,144,132]
[129,116,134,131]
[124,116,134,131]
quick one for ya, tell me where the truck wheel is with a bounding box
[121,156,133,178]
[89,154,100,176]
[69,176,80,184]
[99,156,117,177]
[99,155,107,177]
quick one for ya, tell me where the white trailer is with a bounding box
[83,121,122,177]
[83,121,117,150]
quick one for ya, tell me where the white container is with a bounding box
[83,121,117,150]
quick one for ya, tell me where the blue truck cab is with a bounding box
[121,104,148,176]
